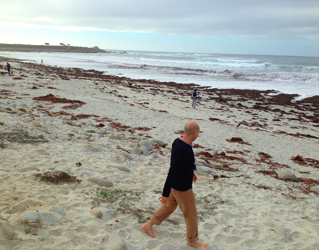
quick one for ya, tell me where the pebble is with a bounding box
[98,129,108,135]
[132,147,143,154]
[89,148,101,153]
[198,166,213,174]
[66,121,76,126]
[122,152,134,161]
[107,134,115,139]
[32,122,42,127]
[139,140,153,151]
[277,170,297,180]
[90,208,102,218]
[86,130,96,133]
[0,220,15,240]
[140,146,150,156]
[87,177,113,187]
[111,166,130,173]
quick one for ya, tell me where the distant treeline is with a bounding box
[0,44,107,53]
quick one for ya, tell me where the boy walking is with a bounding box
[192,89,198,109]
[142,121,208,249]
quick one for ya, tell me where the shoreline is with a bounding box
[1,57,319,249]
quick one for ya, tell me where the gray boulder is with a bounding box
[277,170,297,180]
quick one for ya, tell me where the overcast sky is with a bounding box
[1,0,319,56]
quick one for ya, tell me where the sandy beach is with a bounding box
[1,57,319,250]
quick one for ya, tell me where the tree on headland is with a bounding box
[45,43,50,45]
[60,43,65,46]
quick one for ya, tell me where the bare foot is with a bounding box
[142,221,155,238]
[188,242,209,249]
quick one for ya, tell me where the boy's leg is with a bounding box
[151,192,178,225]
[173,189,198,243]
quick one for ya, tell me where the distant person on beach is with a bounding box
[6,63,11,74]
[41,59,43,64]
[142,122,208,249]
[192,89,198,109]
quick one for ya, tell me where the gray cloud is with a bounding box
[1,0,319,39]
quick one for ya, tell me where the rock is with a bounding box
[61,116,70,121]
[150,139,165,146]
[132,147,143,154]
[56,166,71,174]
[89,148,101,153]
[0,220,15,240]
[107,134,115,139]
[310,186,319,193]
[87,177,113,187]
[195,160,207,167]
[106,126,113,131]
[88,122,96,127]
[20,166,40,172]
[130,142,139,148]
[198,166,212,174]
[90,208,102,218]
[140,146,149,156]
[32,122,42,127]
[272,226,292,241]
[19,211,62,226]
[66,121,76,126]
[86,130,96,133]
[122,152,133,161]
[98,129,108,135]
[277,170,297,180]
[111,166,130,173]
[139,140,153,151]
[50,206,66,216]
[126,135,135,140]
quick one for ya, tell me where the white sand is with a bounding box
[1,61,319,250]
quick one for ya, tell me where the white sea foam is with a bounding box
[1,50,318,99]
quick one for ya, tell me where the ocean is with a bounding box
[1,50,319,100]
